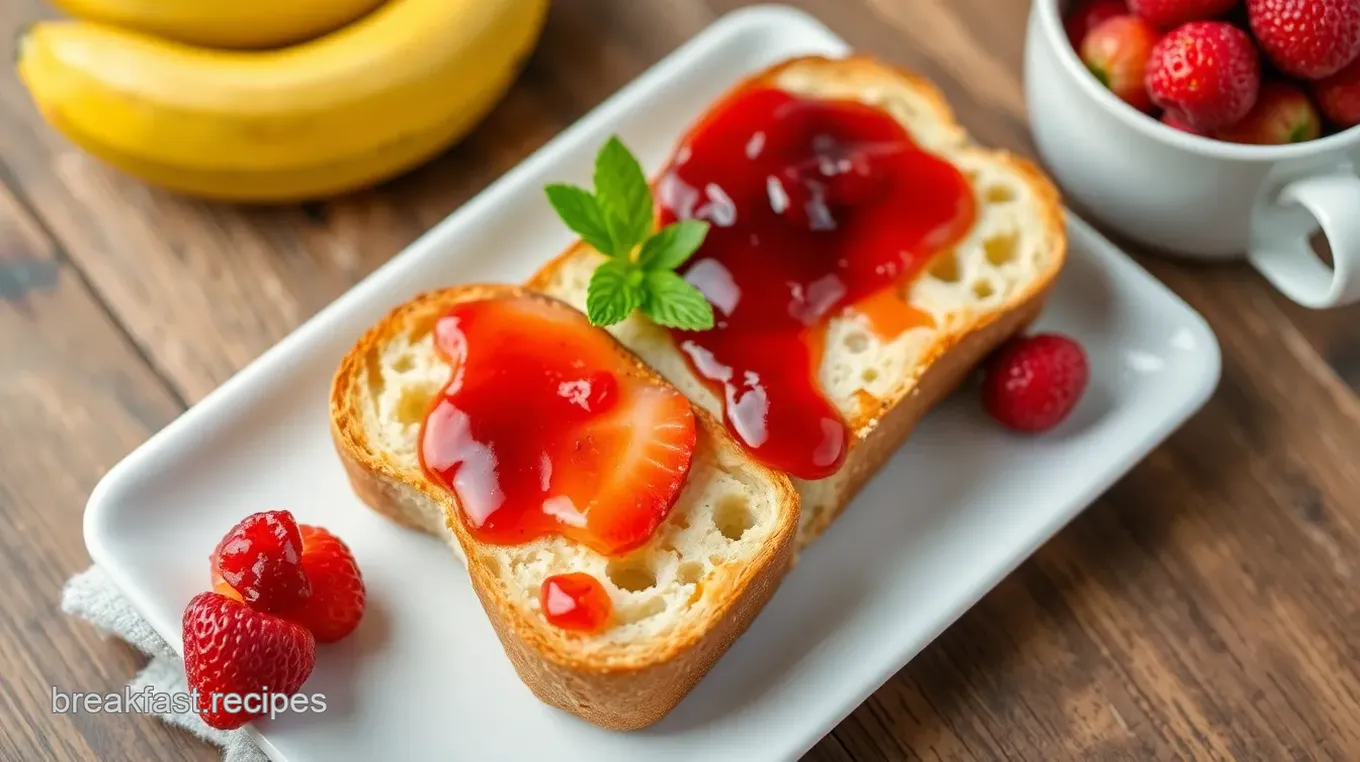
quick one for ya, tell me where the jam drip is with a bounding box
[540,573,612,633]
[418,295,697,559]
[656,87,976,480]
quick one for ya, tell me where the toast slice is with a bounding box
[528,55,1067,550]
[330,285,798,730]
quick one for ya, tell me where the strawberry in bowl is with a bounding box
[1146,21,1261,131]
[1080,14,1161,111]
[1060,0,1360,145]
[1026,0,1360,304]
[1247,0,1360,80]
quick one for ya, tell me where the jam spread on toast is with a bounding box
[419,296,698,632]
[540,573,612,632]
[656,86,975,480]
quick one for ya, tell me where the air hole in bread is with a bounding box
[677,561,703,585]
[984,232,1018,266]
[862,368,880,383]
[392,355,415,373]
[395,384,437,425]
[606,558,657,592]
[688,582,705,606]
[714,494,755,541]
[985,185,1016,204]
[845,332,870,354]
[973,280,995,299]
[366,356,385,397]
[927,249,961,283]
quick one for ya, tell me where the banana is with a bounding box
[47,0,388,49]
[17,0,550,203]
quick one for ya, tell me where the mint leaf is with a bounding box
[594,136,654,248]
[602,208,638,262]
[586,260,645,327]
[638,219,710,272]
[545,184,614,256]
[642,270,714,330]
[549,137,717,331]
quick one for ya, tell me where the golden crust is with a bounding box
[330,285,799,730]
[527,55,1068,551]
[334,53,1066,731]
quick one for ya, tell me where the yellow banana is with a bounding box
[47,0,388,50]
[17,0,550,203]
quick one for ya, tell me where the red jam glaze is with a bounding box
[418,295,697,558]
[655,86,976,480]
[540,573,612,633]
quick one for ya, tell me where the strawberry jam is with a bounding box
[656,86,976,480]
[419,295,697,558]
[540,573,612,633]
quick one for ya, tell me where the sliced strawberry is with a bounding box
[210,547,243,602]
[210,510,310,613]
[549,384,697,556]
[420,295,698,558]
[284,525,366,643]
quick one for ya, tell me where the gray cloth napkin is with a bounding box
[61,566,270,762]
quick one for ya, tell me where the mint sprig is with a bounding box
[545,136,714,331]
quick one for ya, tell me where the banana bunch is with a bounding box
[17,0,550,202]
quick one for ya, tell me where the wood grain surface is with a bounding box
[0,0,1357,760]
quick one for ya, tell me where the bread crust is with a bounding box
[527,55,1067,551]
[334,53,1066,731]
[330,285,799,730]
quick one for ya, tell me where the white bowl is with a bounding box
[1024,0,1360,308]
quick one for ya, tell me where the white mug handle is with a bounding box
[1247,172,1360,309]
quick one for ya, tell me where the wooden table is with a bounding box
[2,0,1358,759]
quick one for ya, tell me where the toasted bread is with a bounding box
[528,55,1066,549]
[330,285,799,730]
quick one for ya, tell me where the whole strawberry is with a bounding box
[1247,0,1360,80]
[211,510,311,613]
[1066,0,1130,47]
[285,525,366,643]
[1146,21,1261,130]
[182,592,316,730]
[1314,56,1360,127]
[1217,81,1323,144]
[1081,15,1162,111]
[982,334,1090,433]
[1129,0,1239,28]
[1162,111,1210,134]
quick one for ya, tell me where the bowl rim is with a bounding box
[1034,0,1360,163]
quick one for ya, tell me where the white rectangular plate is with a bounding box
[84,6,1221,761]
